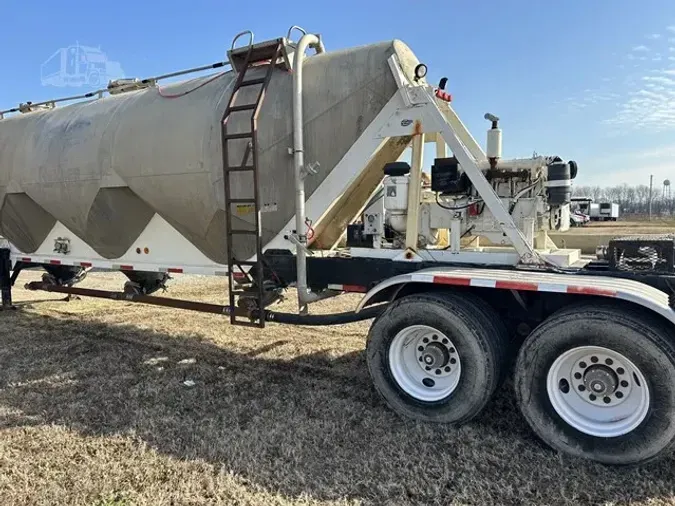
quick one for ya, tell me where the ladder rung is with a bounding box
[230,40,283,65]
[230,290,254,296]
[223,132,254,140]
[240,78,266,87]
[233,260,258,267]
[228,104,257,112]
[226,165,255,172]
[230,229,258,235]
[229,198,256,204]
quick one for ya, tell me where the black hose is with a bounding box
[264,304,388,326]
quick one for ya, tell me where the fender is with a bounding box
[356,267,675,326]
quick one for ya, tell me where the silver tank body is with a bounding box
[0,40,419,262]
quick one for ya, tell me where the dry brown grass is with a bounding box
[1,270,675,505]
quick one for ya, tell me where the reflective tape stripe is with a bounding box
[567,286,617,297]
[429,275,617,298]
[469,278,497,288]
[328,284,367,293]
[494,280,538,291]
[432,276,471,286]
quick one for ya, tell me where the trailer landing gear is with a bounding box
[0,248,14,311]
[366,292,509,424]
[515,303,675,465]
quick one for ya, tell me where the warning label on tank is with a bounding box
[235,204,255,215]
[235,203,278,215]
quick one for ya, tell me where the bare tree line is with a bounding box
[572,184,675,216]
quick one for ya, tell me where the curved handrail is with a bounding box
[230,30,254,51]
[286,25,307,43]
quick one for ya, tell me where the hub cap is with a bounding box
[547,346,650,437]
[388,325,461,402]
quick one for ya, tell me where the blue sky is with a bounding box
[1,0,675,186]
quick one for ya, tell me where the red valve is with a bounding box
[435,89,452,102]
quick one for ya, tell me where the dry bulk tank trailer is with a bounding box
[2,27,675,465]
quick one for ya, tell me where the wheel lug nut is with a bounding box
[616,391,624,399]
[442,338,448,344]
[578,385,586,392]
[432,335,438,340]
[617,367,625,375]
[444,366,451,372]
[620,380,629,388]
[591,356,598,363]
[418,346,424,352]
[589,394,597,401]
[605,358,613,366]
[603,397,611,404]
[423,338,429,344]
[435,369,441,375]
[450,358,457,365]
[579,361,587,368]
[574,372,582,380]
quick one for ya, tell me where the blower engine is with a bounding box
[350,114,578,250]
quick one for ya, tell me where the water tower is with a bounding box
[664,179,671,200]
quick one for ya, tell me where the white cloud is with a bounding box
[654,55,663,61]
[647,33,662,40]
[643,75,675,85]
[632,45,650,52]
[580,146,675,186]
[670,56,675,61]
[605,65,675,133]
[670,47,675,52]
[667,25,675,33]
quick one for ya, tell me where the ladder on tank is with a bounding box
[222,35,290,327]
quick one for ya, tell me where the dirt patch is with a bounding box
[1,271,674,505]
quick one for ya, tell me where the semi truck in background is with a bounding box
[2,27,675,467]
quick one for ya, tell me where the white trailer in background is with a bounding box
[589,203,601,220]
[599,203,620,221]
[2,27,675,466]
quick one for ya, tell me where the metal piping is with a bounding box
[23,281,386,325]
[293,33,325,314]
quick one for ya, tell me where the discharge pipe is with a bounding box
[293,33,325,314]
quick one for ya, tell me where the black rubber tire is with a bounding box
[515,302,675,465]
[366,291,509,424]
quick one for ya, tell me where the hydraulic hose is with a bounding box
[23,280,388,326]
[264,304,387,326]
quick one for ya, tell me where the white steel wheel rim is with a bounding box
[546,346,650,438]
[388,325,461,402]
